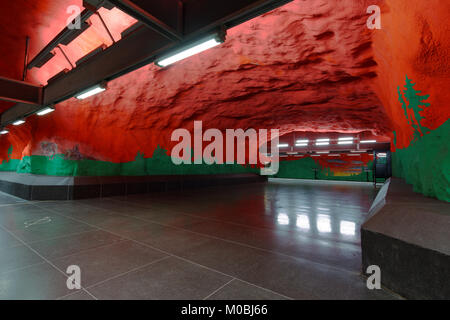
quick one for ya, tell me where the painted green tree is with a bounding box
[7,145,13,160]
[397,75,431,142]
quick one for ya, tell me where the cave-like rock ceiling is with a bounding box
[0,0,397,161]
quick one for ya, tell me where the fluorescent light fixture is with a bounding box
[296,139,309,143]
[316,151,329,154]
[296,143,308,147]
[278,143,289,148]
[76,84,106,100]
[156,35,224,67]
[377,153,387,158]
[0,129,8,135]
[316,138,330,146]
[338,137,353,141]
[338,140,353,145]
[328,154,341,156]
[360,140,376,144]
[286,152,298,155]
[37,107,55,116]
[13,119,25,126]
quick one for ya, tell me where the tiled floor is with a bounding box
[0,178,400,300]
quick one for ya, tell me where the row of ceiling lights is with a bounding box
[0,84,106,135]
[278,151,386,158]
[0,34,224,136]
[277,136,377,148]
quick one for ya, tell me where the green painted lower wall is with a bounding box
[392,120,450,202]
[273,156,374,182]
[0,146,258,176]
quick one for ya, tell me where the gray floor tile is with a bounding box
[122,222,212,255]
[0,228,22,250]
[37,202,122,226]
[77,199,151,215]
[90,215,150,236]
[37,201,110,216]
[52,240,167,287]
[239,255,398,300]
[0,206,51,229]
[0,244,43,274]
[125,210,207,228]
[0,263,72,300]
[186,219,292,251]
[58,290,96,300]
[180,238,269,277]
[0,192,26,205]
[8,214,95,244]
[186,219,361,272]
[81,200,204,228]
[89,257,231,300]
[206,279,289,300]
[29,230,124,261]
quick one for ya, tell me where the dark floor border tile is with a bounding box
[0,174,267,201]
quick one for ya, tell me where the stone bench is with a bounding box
[361,178,450,299]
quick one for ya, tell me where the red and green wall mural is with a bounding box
[371,0,449,202]
[0,0,447,202]
[0,145,258,176]
[273,153,374,182]
[391,76,449,202]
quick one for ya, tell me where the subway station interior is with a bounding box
[0,0,448,301]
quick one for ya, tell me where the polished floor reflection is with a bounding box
[0,178,400,300]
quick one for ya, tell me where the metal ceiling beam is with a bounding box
[0,76,42,105]
[182,0,293,34]
[1,103,41,125]
[42,27,172,106]
[107,0,183,41]
[83,0,115,11]
[1,25,172,126]
[1,0,293,127]
[27,0,116,70]
[27,9,94,69]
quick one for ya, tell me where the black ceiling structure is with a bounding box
[0,0,292,127]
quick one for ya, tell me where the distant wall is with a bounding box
[273,153,374,182]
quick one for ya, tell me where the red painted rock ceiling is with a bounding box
[372,0,449,149]
[0,0,448,162]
